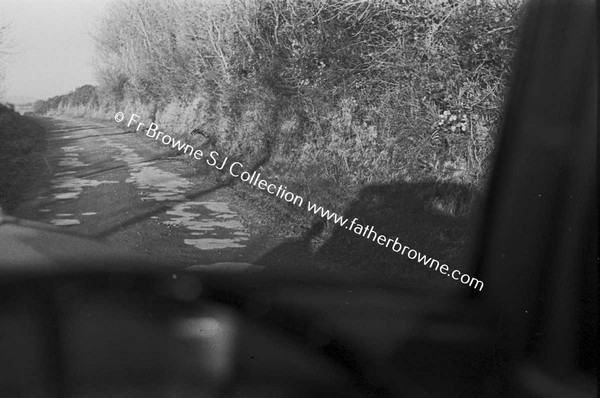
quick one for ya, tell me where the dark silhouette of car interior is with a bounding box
[0,0,596,397]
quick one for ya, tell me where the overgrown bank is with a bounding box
[35,0,523,239]
[0,103,47,212]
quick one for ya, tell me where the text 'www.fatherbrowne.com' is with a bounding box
[114,112,484,291]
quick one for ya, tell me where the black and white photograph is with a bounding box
[0,0,596,396]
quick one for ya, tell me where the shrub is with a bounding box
[36,0,524,222]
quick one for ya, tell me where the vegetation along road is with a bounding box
[11,116,282,268]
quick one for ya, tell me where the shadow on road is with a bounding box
[257,180,480,288]
[93,148,274,239]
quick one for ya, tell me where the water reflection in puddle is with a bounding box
[109,144,193,202]
[50,219,81,226]
[164,202,250,250]
[57,146,87,168]
[45,211,98,226]
[129,167,192,201]
[107,143,250,250]
[51,145,119,201]
[183,238,245,250]
[52,176,118,200]
[105,142,250,250]
[46,137,251,250]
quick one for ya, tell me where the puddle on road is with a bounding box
[165,202,246,232]
[57,146,87,168]
[45,134,251,250]
[49,211,90,226]
[108,144,193,202]
[105,141,250,250]
[183,238,245,250]
[50,144,119,201]
[50,219,81,226]
[164,201,250,250]
[44,144,119,226]
[52,176,118,200]
[129,167,192,201]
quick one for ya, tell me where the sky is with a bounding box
[0,0,112,103]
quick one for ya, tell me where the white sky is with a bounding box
[0,0,112,102]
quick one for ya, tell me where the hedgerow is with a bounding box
[37,0,524,223]
[0,103,46,211]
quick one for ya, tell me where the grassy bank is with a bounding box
[0,103,47,212]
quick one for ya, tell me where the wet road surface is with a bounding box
[14,117,281,268]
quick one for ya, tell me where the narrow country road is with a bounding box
[13,116,279,268]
